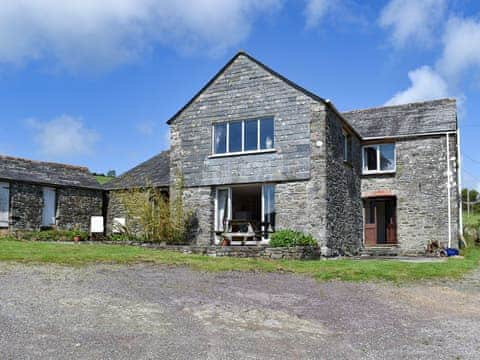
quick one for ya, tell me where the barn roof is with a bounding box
[0,155,101,189]
[105,150,170,190]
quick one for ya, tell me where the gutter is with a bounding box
[362,130,457,141]
[457,127,464,238]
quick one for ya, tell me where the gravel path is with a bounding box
[0,262,479,359]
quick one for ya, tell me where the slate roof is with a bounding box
[342,98,457,138]
[0,155,101,189]
[105,150,170,190]
[166,51,328,125]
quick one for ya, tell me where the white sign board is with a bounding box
[112,217,126,233]
[90,216,104,233]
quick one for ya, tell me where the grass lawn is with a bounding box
[1,238,480,282]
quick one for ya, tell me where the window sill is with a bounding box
[362,170,396,175]
[209,149,276,158]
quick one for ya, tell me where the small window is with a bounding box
[343,131,352,163]
[379,144,395,171]
[362,143,396,174]
[213,123,227,154]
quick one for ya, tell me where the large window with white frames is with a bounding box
[362,143,396,174]
[212,117,274,155]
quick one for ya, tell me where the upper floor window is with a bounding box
[343,130,352,163]
[213,117,274,155]
[362,143,395,174]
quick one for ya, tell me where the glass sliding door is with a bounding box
[262,184,275,240]
[215,188,231,243]
[214,184,276,244]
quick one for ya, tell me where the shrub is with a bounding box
[269,229,317,248]
[14,229,89,242]
[116,174,192,244]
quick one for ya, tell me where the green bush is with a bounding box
[269,229,317,248]
[14,229,89,242]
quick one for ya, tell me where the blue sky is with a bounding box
[0,0,479,189]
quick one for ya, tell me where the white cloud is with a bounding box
[27,115,99,158]
[0,0,282,71]
[437,16,480,80]
[304,0,332,29]
[385,66,448,105]
[136,120,156,136]
[379,0,446,47]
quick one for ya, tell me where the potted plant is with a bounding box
[72,225,83,243]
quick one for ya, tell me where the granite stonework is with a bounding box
[10,182,43,230]
[169,54,317,187]
[325,110,363,255]
[361,134,459,252]
[56,187,103,232]
[101,242,321,260]
[5,181,103,232]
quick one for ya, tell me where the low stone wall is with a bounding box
[100,241,321,260]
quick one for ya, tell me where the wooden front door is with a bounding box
[364,199,377,246]
[364,198,396,246]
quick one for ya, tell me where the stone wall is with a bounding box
[361,134,459,251]
[325,109,363,255]
[10,182,43,230]
[182,186,214,245]
[103,242,321,260]
[169,53,317,188]
[7,181,103,232]
[57,187,103,232]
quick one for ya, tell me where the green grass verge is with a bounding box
[1,238,479,282]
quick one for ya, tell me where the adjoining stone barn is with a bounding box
[104,150,170,235]
[0,155,103,232]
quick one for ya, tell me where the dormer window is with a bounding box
[212,117,275,156]
[362,143,396,174]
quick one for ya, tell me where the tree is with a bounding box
[107,170,116,177]
[462,188,480,213]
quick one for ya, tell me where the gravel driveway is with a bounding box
[1,262,479,359]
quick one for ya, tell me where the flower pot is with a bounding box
[73,235,81,243]
[221,238,230,246]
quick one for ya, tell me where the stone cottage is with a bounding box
[0,155,103,232]
[2,51,459,256]
[160,51,459,255]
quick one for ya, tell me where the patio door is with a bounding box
[214,184,275,244]
[0,182,9,228]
